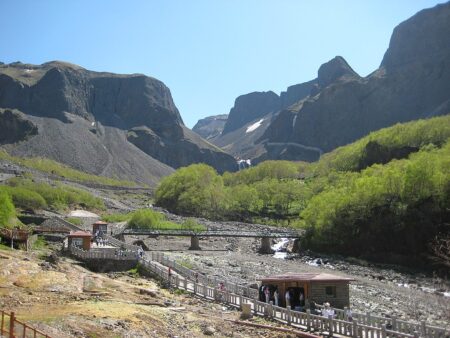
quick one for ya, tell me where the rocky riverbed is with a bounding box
[129,216,450,329]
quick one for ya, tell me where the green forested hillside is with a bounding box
[155,116,450,266]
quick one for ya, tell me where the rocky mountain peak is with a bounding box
[192,114,228,140]
[221,91,280,135]
[381,2,450,71]
[0,61,238,184]
[317,56,359,88]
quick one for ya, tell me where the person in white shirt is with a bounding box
[285,289,291,308]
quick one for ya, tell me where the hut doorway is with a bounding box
[288,286,306,310]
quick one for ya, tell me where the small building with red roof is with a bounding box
[67,231,92,250]
[92,221,108,236]
[258,272,354,309]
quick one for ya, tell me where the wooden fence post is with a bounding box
[352,320,358,338]
[420,320,426,336]
[392,316,397,331]
[287,307,291,325]
[268,301,273,318]
[328,315,334,337]
[9,311,15,338]
[306,309,311,331]
[381,324,387,338]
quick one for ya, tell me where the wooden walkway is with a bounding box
[142,252,449,338]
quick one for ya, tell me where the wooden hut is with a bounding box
[258,272,354,309]
[92,221,108,236]
[67,231,92,250]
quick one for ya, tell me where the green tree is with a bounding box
[155,164,226,218]
[0,190,16,228]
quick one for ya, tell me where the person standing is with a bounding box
[274,288,279,306]
[264,286,270,303]
[299,291,305,310]
[168,267,172,281]
[285,289,291,308]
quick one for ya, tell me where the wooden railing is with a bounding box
[70,246,138,260]
[145,252,450,338]
[104,235,141,251]
[150,252,258,298]
[124,228,303,238]
[1,310,51,338]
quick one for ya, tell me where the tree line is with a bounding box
[155,116,450,267]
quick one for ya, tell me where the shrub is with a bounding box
[5,178,105,211]
[102,211,134,223]
[128,209,164,229]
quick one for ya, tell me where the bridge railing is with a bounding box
[124,228,303,238]
[146,252,449,338]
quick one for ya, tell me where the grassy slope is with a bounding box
[312,115,450,175]
[0,150,137,187]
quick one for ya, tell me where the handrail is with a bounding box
[1,310,51,337]
[123,229,303,238]
[70,245,139,261]
[104,235,141,251]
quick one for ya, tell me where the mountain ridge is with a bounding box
[0,62,237,185]
[201,1,450,163]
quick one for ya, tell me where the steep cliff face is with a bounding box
[0,62,236,184]
[192,114,228,140]
[212,2,450,162]
[221,91,280,135]
[0,109,37,144]
[127,125,237,173]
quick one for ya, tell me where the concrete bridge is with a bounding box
[121,229,304,253]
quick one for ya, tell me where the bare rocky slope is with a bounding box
[192,114,228,140]
[0,62,237,186]
[207,2,450,162]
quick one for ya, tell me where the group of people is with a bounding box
[94,237,109,246]
[93,230,109,247]
[259,285,283,306]
[284,288,305,311]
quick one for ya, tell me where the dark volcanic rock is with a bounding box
[0,109,37,144]
[127,125,236,173]
[0,61,237,184]
[221,91,280,135]
[213,81,316,155]
[192,114,228,140]
[280,79,317,108]
[317,56,360,88]
[380,2,450,71]
[217,2,450,162]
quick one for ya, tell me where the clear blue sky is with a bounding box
[0,0,444,127]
